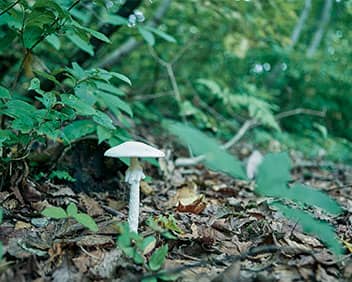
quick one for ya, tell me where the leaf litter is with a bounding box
[0,148,351,281]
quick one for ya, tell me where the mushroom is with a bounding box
[104,141,165,233]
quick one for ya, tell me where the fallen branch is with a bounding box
[175,108,326,167]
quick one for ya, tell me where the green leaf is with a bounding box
[66,203,78,217]
[49,170,76,182]
[0,86,10,99]
[148,245,168,272]
[36,92,56,108]
[139,236,156,255]
[255,152,291,197]
[61,94,96,116]
[67,32,94,56]
[46,34,61,50]
[142,277,157,282]
[165,121,247,179]
[73,213,99,232]
[110,72,132,86]
[285,184,342,215]
[138,27,155,46]
[29,78,41,91]
[96,91,133,117]
[93,111,115,130]
[61,120,96,143]
[103,14,128,25]
[96,126,112,144]
[41,207,67,219]
[144,26,176,43]
[23,25,42,49]
[272,202,344,255]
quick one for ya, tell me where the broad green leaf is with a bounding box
[34,70,61,85]
[93,111,115,130]
[73,213,99,232]
[96,91,133,117]
[45,34,61,50]
[256,152,291,195]
[165,121,246,179]
[144,26,176,43]
[61,94,96,116]
[23,25,42,49]
[110,72,132,86]
[67,32,94,56]
[272,202,344,255]
[66,203,78,217]
[41,207,67,219]
[142,277,157,282]
[138,27,155,46]
[139,236,156,255]
[0,86,10,99]
[29,78,41,91]
[148,245,168,271]
[286,184,342,215]
[61,120,96,143]
[36,92,56,108]
[96,126,112,144]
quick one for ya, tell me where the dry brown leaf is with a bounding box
[15,221,32,230]
[177,196,206,214]
[79,193,104,217]
[140,181,154,195]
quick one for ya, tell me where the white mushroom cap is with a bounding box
[104,141,165,158]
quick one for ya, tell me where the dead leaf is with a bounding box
[140,181,154,195]
[15,221,32,230]
[79,193,104,216]
[177,195,206,214]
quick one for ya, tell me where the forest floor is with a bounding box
[0,144,351,282]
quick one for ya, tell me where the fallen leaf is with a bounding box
[79,193,104,217]
[177,195,206,214]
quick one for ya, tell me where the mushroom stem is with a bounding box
[125,157,145,233]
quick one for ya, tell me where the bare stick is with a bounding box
[0,0,21,17]
[175,108,325,167]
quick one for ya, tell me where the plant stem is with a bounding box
[0,0,20,17]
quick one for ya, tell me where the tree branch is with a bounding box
[0,0,21,17]
[174,108,326,167]
[306,0,333,57]
[290,0,312,48]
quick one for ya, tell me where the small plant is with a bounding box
[147,215,183,239]
[117,223,176,281]
[41,203,98,232]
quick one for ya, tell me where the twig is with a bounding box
[0,0,20,17]
[306,0,333,57]
[175,107,325,167]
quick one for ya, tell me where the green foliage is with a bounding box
[117,223,175,280]
[0,0,136,177]
[41,203,98,232]
[271,202,344,255]
[49,170,76,182]
[165,121,247,180]
[255,153,343,255]
[147,215,183,239]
